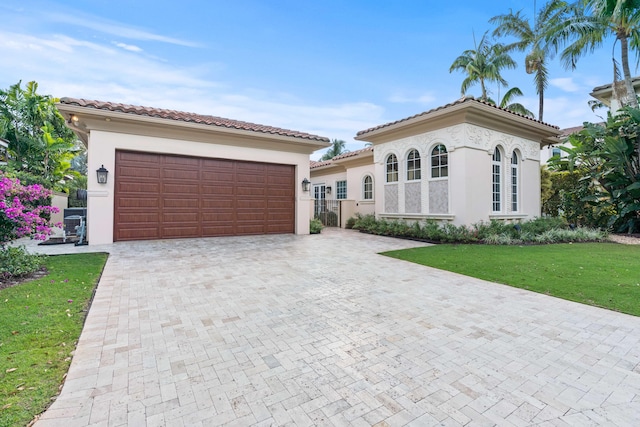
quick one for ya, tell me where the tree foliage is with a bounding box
[547,0,640,110]
[449,32,517,101]
[490,1,569,121]
[0,81,79,190]
[548,109,640,232]
[320,139,348,161]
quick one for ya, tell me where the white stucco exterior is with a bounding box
[310,98,561,228]
[57,101,329,245]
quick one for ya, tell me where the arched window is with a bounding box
[386,154,398,182]
[406,149,421,180]
[363,175,373,200]
[492,147,502,212]
[511,151,519,212]
[431,145,448,178]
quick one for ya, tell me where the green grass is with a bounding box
[383,243,640,316]
[0,253,108,427]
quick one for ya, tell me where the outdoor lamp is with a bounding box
[326,186,332,195]
[302,178,310,192]
[96,165,109,184]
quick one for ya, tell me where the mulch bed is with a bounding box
[0,267,49,291]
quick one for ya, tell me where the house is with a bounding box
[56,98,330,245]
[310,147,375,227]
[590,76,640,114]
[311,97,561,227]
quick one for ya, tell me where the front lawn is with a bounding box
[383,243,640,316]
[0,253,108,427]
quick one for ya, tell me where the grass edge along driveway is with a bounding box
[383,242,640,317]
[0,252,108,427]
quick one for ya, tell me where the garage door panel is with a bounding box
[201,198,234,209]
[162,226,200,238]
[163,198,199,208]
[119,165,161,179]
[118,151,161,164]
[202,186,234,196]
[114,151,294,241]
[117,197,159,208]
[163,168,200,180]
[118,227,160,240]
[202,212,235,222]
[116,212,160,223]
[163,183,201,194]
[202,171,235,182]
[163,212,199,222]
[236,186,266,196]
[117,181,160,193]
[202,158,234,169]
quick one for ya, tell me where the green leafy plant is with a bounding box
[0,246,45,280]
[310,218,323,234]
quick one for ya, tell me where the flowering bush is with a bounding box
[0,173,59,244]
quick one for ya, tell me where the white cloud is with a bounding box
[550,77,581,93]
[114,42,143,52]
[0,29,384,153]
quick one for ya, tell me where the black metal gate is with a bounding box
[314,200,341,227]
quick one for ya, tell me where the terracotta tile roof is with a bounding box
[310,159,333,169]
[558,122,605,138]
[356,96,559,137]
[59,98,330,142]
[331,146,373,161]
[310,146,374,169]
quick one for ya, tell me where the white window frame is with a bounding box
[431,144,448,178]
[511,151,519,212]
[336,180,347,200]
[386,154,398,183]
[406,149,421,181]
[363,175,373,200]
[492,147,502,212]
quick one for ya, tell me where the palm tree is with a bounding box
[549,0,640,109]
[320,139,348,161]
[449,32,517,101]
[488,87,536,117]
[490,0,569,121]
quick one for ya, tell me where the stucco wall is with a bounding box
[87,130,312,244]
[373,123,542,226]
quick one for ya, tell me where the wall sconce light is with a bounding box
[96,165,109,184]
[301,178,310,192]
[326,186,332,195]
[68,114,79,124]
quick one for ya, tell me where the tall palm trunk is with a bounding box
[619,34,639,109]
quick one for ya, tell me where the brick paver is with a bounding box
[30,229,640,426]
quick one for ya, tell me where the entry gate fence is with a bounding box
[314,199,341,227]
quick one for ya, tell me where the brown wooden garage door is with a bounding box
[114,150,295,241]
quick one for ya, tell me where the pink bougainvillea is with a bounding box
[0,173,59,244]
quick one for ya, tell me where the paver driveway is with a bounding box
[33,229,640,426]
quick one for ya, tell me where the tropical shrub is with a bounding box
[0,173,58,244]
[352,215,606,245]
[0,245,44,280]
[310,218,323,234]
[549,109,640,233]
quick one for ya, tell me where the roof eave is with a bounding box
[56,102,331,151]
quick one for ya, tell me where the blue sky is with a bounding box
[0,0,619,159]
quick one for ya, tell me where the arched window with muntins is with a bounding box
[492,147,502,212]
[511,151,519,212]
[386,154,398,182]
[363,175,373,200]
[406,149,421,180]
[431,145,448,178]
